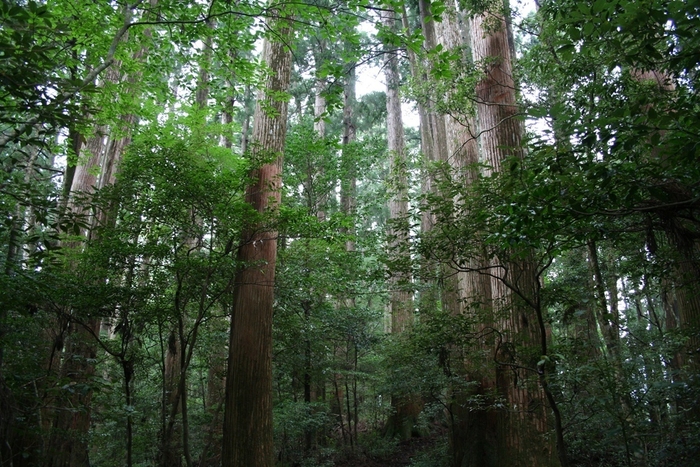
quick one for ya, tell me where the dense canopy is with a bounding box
[1,0,699,466]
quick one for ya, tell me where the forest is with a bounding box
[1,0,699,466]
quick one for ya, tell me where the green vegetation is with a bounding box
[1,0,699,466]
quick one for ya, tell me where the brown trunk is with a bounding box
[46,319,101,467]
[48,7,157,463]
[50,176,103,467]
[382,7,419,439]
[222,17,293,467]
[199,323,227,467]
[659,203,700,373]
[417,0,448,167]
[632,70,700,373]
[195,20,214,110]
[46,61,129,467]
[470,4,561,466]
[160,331,183,467]
[384,9,412,336]
[434,5,499,465]
[405,0,449,235]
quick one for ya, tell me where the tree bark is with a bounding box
[48,5,158,464]
[470,3,561,466]
[434,5,499,465]
[46,56,133,467]
[222,15,293,467]
[382,7,419,440]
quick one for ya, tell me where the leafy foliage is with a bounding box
[2,0,700,466]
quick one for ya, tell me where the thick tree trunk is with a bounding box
[222,18,293,467]
[470,4,561,466]
[46,62,127,467]
[45,319,101,467]
[434,5,499,465]
[384,11,412,336]
[632,70,700,373]
[47,7,157,462]
[417,0,448,167]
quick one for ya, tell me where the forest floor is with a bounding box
[333,427,448,467]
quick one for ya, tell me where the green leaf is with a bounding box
[557,44,576,61]
[592,0,608,15]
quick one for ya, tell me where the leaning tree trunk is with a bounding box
[222,15,293,467]
[633,70,700,373]
[46,50,136,465]
[46,4,159,463]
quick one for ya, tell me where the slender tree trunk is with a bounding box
[312,40,329,222]
[344,375,354,449]
[340,65,357,244]
[399,5,432,238]
[587,242,627,386]
[240,84,253,154]
[382,6,419,440]
[328,65,358,448]
[333,375,347,445]
[313,38,327,138]
[222,15,293,467]
[161,331,183,467]
[180,349,193,467]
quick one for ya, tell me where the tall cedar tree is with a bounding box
[222,14,293,467]
[469,2,560,466]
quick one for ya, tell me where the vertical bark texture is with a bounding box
[382,7,418,440]
[434,5,500,465]
[383,8,412,335]
[418,0,448,167]
[410,0,449,234]
[222,21,293,467]
[313,38,327,137]
[340,65,357,240]
[46,56,135,467]
[312,40,329,220]
[161,331,183,467]
[471,12,522,173]
[470,4,559,466]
